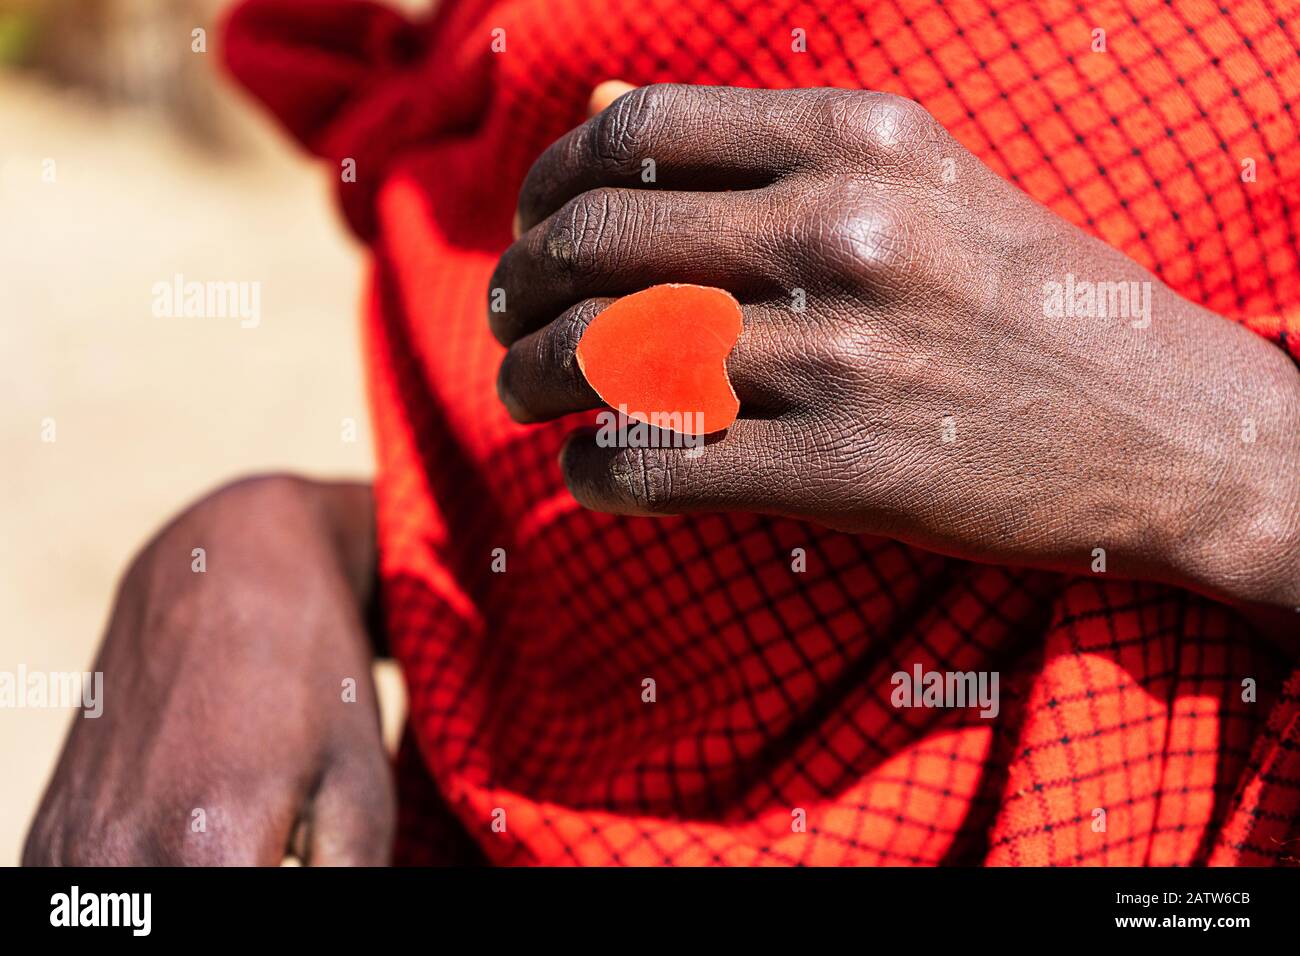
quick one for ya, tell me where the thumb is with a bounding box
[299,750,396,866]
[588,79,637,117]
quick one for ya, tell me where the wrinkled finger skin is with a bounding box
[492,84,1300,609]
[23,476,395,866]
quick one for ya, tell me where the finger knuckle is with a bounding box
[862,92,937,152]
[826,91,936,164]
[540,188,622,279]
[609,446,678,513]
[548,302,599,381]
[809,201,919,283]
[590,84,676,171]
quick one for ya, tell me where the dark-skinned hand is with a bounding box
[491,84,1300,609]
[23,476,393,866]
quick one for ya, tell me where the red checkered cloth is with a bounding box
[222,0,1300,865]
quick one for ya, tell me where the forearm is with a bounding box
[1140,296,1300,610]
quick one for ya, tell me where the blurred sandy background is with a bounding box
[0,0,415,863]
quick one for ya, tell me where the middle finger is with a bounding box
[487,186,788,347]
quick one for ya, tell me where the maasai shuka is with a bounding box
[222,0,1300,865]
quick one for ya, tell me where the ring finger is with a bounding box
[496,298,793,424]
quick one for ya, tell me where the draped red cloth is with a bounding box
[222,0,1300,865]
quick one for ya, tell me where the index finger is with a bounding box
[516,83,812,234]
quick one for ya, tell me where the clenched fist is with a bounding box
[490,84,1300,608]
